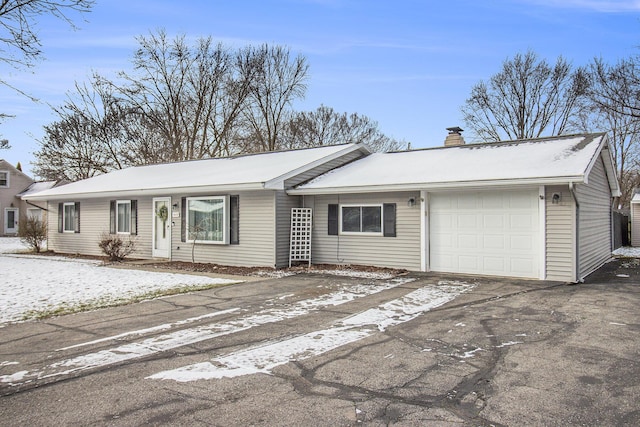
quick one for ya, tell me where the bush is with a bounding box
[98,232,137,262]
[18,215,47,253]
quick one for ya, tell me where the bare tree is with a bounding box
[462,50,589,142]
[585,57,640,208]
[0,0,93,123]
[242,44,308,152]
[107,30,255,162]
[282,105,404,152]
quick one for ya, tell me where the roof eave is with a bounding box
[24,182,267,201]
[288,176,587,195]
[264,143,369,189]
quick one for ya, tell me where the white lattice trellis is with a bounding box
[289,208,312,267]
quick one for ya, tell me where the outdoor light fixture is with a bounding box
[172,202,179,211]
[407,197,416,207]
[552,193,561,204]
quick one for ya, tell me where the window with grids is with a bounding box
[0,171,8,188]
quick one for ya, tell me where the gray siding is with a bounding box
[275,191,302,267]
[545,185,575,282]
[304,191,422,270]
[46,191,278,267]
[632,202,640,246]
[47,197,153,258]
[283,150,365,188]
[170,190,276,267]
[575,156,614,279]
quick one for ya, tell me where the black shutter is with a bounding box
[181,197,186,242]
[58,202,63,233]
[131,200,138,235]
[109,200,116,234]
[383,203,396,237]
[328,204,339,236]
[230,195,239,245]
[74,202,80,233]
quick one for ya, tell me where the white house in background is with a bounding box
[24,132,620,282]
[290,132,620,283]
[24,144,369,268]
[630,194,640,247]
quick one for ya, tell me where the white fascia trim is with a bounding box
[264,143,369,190]
[24,182,266,201]
[288,176,587,195]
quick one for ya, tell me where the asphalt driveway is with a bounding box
[0,260,639,426]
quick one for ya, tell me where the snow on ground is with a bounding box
[0,237,31,254]
[612,246,640,258]
[0,277,415,386]
[0,238,239,324]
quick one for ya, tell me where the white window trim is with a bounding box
[339,204,384,236]
[116,200,132,235]
[185,195,229,244]
[63,202,76,233]
[0,170,8,188]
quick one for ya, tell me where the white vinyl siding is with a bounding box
[305,192,421,271]
[47,198,153,258]
[429,190,541,279]
[575,156,613,279]
[632,202,640,247]
[545,185,575,282]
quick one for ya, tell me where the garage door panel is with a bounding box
[430,190,540,279]
[483,235,505,249]
[484,214,504,228]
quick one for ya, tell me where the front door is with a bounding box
[4,207,18,234]
[153,198,171,258]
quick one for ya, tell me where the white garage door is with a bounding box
[429,190,541,279]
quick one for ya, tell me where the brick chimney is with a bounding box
[444,126,465,147]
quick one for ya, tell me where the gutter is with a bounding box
[569,182,580,282]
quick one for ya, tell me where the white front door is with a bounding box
[153,197,171,258]
[429,190,541,279]
[4,207,18,234]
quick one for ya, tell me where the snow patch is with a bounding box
[613,247,640,258]
[149,281,475,381]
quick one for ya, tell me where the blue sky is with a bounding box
[1,0,639,176]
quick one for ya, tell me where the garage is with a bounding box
[429,190,541,279]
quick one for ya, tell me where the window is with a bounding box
[186,196,228,243]
[58,202,80,233]
[328,203,396,237]
[110,200,137,235]
[340,205,382,234]
[0,171,8,188]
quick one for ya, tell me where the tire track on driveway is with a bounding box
[0,277,414,394]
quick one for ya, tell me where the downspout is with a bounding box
[569,182,580,282]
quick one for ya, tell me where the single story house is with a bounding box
[24,143,369,267]
[25,132,620,282]
[289,132,620,283]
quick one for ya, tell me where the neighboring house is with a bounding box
[24,133,620,282]
[290,132,620,283]
[24,144,369,267]
[0,159,34,236]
